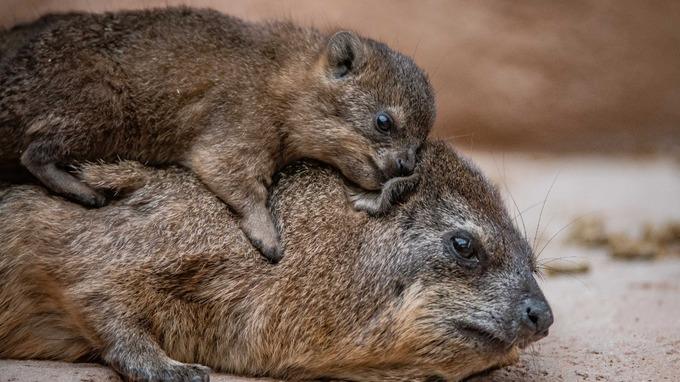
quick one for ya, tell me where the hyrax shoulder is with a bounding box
[0,7,435,261]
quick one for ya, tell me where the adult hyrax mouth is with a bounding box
[457,322,519,352]
[458,321,551,354]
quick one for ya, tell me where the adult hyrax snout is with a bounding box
[0,8,436,262]
[0,141,551,381]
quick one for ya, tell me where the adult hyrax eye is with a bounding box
[375,112,394,133]
[443,230,482,268]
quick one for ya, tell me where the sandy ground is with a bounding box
[467,151,680,381]
[1,151,678,381]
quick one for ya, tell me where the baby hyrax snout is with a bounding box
[380,143,419,178]
[344,141,422,216]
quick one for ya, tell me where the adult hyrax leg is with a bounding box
[21,140,106,207]
[97,317,210,381]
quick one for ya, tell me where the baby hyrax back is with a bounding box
[0,8,436,262]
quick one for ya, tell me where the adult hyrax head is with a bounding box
[379,142,554,358]
[283,29,435,190]
[269,140,554,379]
[0,142,551,381]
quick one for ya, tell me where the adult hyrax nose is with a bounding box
[519,297,554,336]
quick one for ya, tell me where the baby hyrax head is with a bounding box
[367,142,554,378]
[291,30,436,190]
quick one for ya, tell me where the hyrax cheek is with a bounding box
[341,159,382,190]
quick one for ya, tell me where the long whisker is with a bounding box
[508,188,528,241]
[538,256,584,267]
[411,38,422,60]
[536,258,592,290]
[439,133,477,143]
[535,212,600,260]
[492,154,528,241]
[533,172,560,253]
[513,201,543,226]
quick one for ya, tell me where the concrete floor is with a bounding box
[1,151,679,381]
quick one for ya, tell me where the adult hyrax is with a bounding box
[0,8,435,261]
[0,141,553,382]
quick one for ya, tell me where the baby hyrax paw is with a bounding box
[349,172,420,216]
[240,209,283,263]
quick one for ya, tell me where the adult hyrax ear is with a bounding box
[324,31,365,78]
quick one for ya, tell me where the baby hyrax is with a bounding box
[0,8,436,262]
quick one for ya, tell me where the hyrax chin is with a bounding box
[0,141,553,382]
[0,7,435,262]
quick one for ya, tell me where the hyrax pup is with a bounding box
[0,7,435,262]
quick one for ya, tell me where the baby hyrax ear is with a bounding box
[324,31,365,79]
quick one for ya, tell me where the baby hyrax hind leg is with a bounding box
[21,142,106,207]
[349,172,420,216]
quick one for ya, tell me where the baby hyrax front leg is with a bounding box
[348,172,421,216]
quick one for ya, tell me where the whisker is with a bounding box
[491,154,528,241]
[411,38,422,60]
[536,212,601,260]
[533,172,560,253]
[439,133,476,143]
[538,256,585,267]
[537,261,592,290]
[512,200,543,226]
[508,189,528,241]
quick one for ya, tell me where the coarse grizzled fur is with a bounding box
[0,141,550,381]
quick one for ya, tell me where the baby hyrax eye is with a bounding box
[375,112,394,133]
[443,230,483,268]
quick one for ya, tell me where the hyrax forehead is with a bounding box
[360,39,436,140]
[405,142,535,272]
[321,31,436,145]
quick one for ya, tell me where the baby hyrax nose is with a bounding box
[395,156,414,176]
[392,146,418,177]
[520,297,554,336]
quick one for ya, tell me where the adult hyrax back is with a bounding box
[0,142,553,381]
[0,7,435,261]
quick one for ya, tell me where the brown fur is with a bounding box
[0,141,551,381]
[0,7,435,261]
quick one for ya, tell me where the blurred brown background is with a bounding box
[2,0,679,153]
[2,2,680,381]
